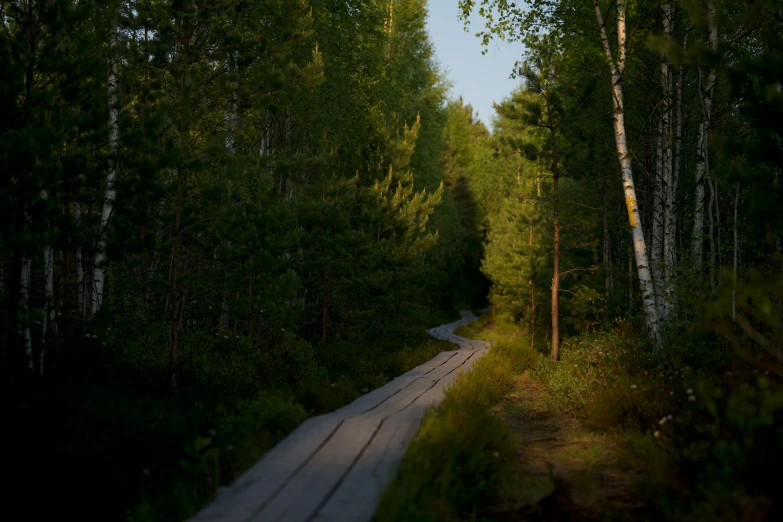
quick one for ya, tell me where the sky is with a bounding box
[425,2,526,129]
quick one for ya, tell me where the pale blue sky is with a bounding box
[425,1,526,129]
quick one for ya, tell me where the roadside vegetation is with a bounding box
[5,306,454,522]
[379,311,783,521]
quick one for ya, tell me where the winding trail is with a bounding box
[187,311,491,522]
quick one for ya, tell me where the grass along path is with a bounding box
[490,372,650,521]
[377,313,662,521]
[186,312,489,522]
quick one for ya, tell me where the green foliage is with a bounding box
[377,337,535,521]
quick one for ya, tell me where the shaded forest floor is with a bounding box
[3,306,457,522]
[490,373,651,521]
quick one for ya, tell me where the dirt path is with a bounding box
[490,373,651,522]
[186,311,490,522]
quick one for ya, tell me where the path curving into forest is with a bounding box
[186,311,490,522]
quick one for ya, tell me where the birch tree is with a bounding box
[589,0,661,344]
[652,3,674,318]
[460,0,663,345]
[691,0,718,271]
[92,20,120,316]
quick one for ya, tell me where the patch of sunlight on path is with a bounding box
[185,311,491,522]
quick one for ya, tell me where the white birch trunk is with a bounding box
[659,3,674,318]
[592,0,661,346]
[691,1,718,270]
[73,203,85,316]
[260,109,272,157]
[652,113,665,296]
[21,257,33,370]
[41,190,55,375]
[92,28,119,315]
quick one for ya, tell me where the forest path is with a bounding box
[187,311,491,522]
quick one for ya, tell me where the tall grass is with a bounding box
[376,337,536,521]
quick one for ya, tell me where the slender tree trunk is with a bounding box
[713,175,723,283]
[221,52,239,329]
[708,177,716,289]
[628,233,633,314]
[92,24,120,316]
[42,239,54,374]
[530,213,535,350]
[530,280,536,350]
[21,257,33,371]
[654,3,674,318]
[603,210,612,296]
[667,31,686,313]
[39,188,55,375]
[692,1,718,270]
[73,203,85,316]
[170,17,192,389]
[592,0,661,346]
[6,244,23,382]
[732,184,740,321]
[260,109,272,157]
[64,249,71,310]
[652,112,665,293]
[551,129,560,361]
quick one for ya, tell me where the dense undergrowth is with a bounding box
[378,312,783,521]
[3,305,455,522]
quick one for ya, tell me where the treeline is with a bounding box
[0,0,486,386]
[449,1,783,517]
[455,0,783,368]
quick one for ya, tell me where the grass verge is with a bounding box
[383,312,783,521]
[375,335,536,521]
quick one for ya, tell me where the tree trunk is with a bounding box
[73,203,86,316]
[692,1,718,271]
[170,173,185,387]
[660,4,675,318]
[713,175,723,283]
[708,176,716,289]
[5,244,23,383]
[652,112,665,294]
[667,31,686,313]
[170,15,192,389]
[42,240,54,374]
[551,129,560,361]
[39,189,55,375]
[92,24,120,316]
[603,210,612,296]
[64,249,71,310]
[732,184,740,321]
[21,257,33,371]
[592,0,661,346]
